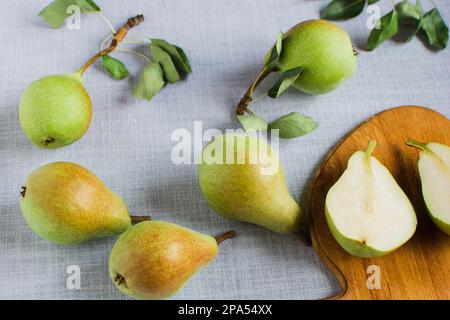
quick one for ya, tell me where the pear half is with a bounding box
[407,140,450,235]
[325,141,417,257]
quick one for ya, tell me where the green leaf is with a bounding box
[396,1,422,25]
[38,0,100,29]
[173,45,192,73]
[395,1,424,42]
[268,112,318,139]
[237,115,269,131]
[150,44,180,84]
[421,8,449,49]
[367,9,399,51]
[101,55,129,80]
[132,62,165,101]
[75,0,100,11]
[151,39,192,74]
[267,67,303,98]
[265,32,283,69]
[368,0,380,4]
[320,0,365,21]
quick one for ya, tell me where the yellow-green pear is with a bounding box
[236,19,356,116]
[198,133,302,233]
[19,161,146,244]
[275,19,356,94]
[19,15,146,149]
[19,73,92,148]
[325,141,417,257]
[109,221,235,299]
[407,140,450,235]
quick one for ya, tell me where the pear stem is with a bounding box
[406,139,428,151]
[365,140,378,157]
[130,215,152,225]
[236,66,272,116]
[214,231,236,245]
[77,15,145,76]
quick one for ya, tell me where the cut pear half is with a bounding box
[407,140,450,235]
[325,141,417,258]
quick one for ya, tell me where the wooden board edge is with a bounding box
[306,105,445,300]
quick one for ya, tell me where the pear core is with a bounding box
[325,142,417,257]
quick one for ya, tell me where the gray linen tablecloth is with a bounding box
[0,0,449,299]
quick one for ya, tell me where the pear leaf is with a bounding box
[421,8,449,49]
[320,0,366,21]
[396,0,422,25]
[395,1,424,42]
[150,44,180,83]
[237,115,268,131]
[268,112,318,139]
[267,67,303,98]
[367,9,399,51]
[101,55,129,80]
[75,0,100,12]
[132,62,165,101]
[173,45,192,73]
[39,0,100,29]
[150,39,192,74]
[265,32,283,69]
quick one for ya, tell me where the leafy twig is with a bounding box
[77,15,145,75]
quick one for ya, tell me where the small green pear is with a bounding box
[19,161,146,244]
[407,140,450,235]
[198,133,302,233]
[109,221,235,300]
[325,141,417,257]
[19,15,146,149]
[277,19,357,94]
[19,73,92,148]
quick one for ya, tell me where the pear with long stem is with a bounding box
[236,19,356,116]
[19,15,144,148]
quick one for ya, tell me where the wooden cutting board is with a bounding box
[308,106,450,300]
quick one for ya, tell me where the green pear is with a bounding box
[198,133,302,233]
[325,141,417,257]
[277,19,357,94]
[19,161,147,244]
[109,221,235,299]
[19,73,92,148]
[407,140,450,235]
[18,15,146,149]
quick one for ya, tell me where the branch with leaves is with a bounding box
[235,32,318,140]
[321,0,448,50]
[38,0,192,101]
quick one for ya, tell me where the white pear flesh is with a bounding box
[325,141,417,258]
[410,141,450,235]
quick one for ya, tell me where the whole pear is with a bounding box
[325,141,417,257]
[198,133,302,233]
[19,73,92,148]
[407,140,450,235]
[19,161,136,244]
[109,221,235,299]
[276,19,356,94]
